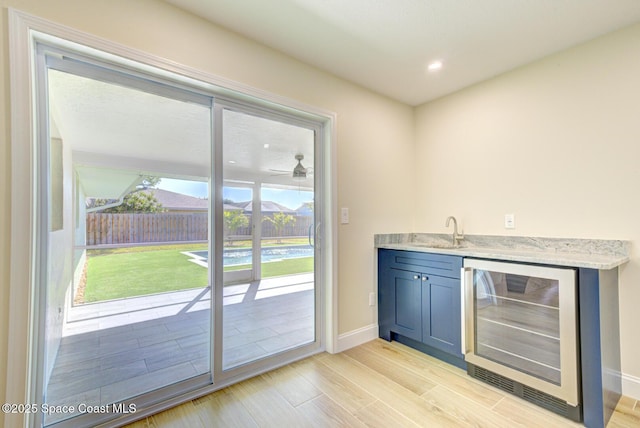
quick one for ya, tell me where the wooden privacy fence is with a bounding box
[86,212,208,245]
[86,212,315,245]
[233,214,314,239]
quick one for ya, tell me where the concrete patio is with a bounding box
[45,273,314,425]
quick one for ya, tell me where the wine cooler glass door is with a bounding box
[463,259,579,406]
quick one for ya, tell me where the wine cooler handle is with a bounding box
[461,267,474,356]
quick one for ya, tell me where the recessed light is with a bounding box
[263,143,270,149]
[427,61,443,72]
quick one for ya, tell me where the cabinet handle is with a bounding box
[422,276,428,281]
[413,275,420,280]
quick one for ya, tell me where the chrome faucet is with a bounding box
[445,216,464,247]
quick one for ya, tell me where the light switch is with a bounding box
[505,213,515,229]
[341,207,349,224]
[369,292,376,306]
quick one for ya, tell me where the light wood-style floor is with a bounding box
[123,339,639,428]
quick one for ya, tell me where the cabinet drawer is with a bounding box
[381,249,462,279]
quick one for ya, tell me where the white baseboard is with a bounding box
[335,323,378,353]
[622,372,640,401]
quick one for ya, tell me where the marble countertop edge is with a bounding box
[374,233,630,270]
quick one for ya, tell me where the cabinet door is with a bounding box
[422,275,461,356]
[390,268,422,341]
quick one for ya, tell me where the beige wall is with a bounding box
[415,23,640,390]
[0,0,415,402]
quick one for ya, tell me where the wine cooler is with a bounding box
[462,258,581,421]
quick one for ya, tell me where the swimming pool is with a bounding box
[186,245,314,266]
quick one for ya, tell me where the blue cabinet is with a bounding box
[422,274,461,356]
[378,249,464,365]
[387,268,422,341]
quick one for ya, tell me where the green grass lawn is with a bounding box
[83,248,208,302]
[83,243,313,303]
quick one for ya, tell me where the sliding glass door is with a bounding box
[30,39,325,427]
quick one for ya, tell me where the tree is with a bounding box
[224,210,249,246]
[100,190,164,213]
[140,176,161,188]
[263,211,296,244]
[302,201,314,213]
[88,175,163,212]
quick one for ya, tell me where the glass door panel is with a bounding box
[474,269,561,384]
[221,108,316,370]
[43,68,212,426]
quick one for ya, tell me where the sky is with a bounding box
[158,178,313,210]
[157,178,208,198]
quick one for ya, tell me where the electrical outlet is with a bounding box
[369,292,376,306]
[505,213,515,229]
[341,207,349,224]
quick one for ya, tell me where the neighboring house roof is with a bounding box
[225,200,295,214]
[224,203,243,211]
[148,188,208,211]
[295,203,314,216]
[88,189,296,213]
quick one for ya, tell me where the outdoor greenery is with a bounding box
[263,211,296,244]
[87,242,208,256]
[88,176,164,213]
[302,201,314,213]
[83,247,207,302]
[88,189,164,213]
[101,190,164,213]
[224,210,249,245]
[82,241,313,302]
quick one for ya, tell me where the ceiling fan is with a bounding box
[270,154,312,179]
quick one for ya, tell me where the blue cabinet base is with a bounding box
[378,249,464,370]
[579,268,622,428]
[384,332,467,371]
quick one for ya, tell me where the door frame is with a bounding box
[6,9,338,427]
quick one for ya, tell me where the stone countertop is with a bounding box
[375,233,630,270]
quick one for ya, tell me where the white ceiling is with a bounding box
[165,0,640,105]
[48,70,212,169]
